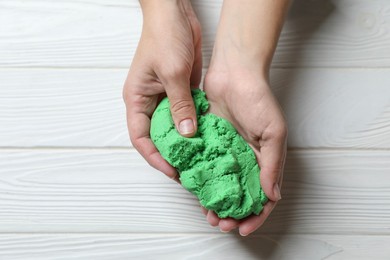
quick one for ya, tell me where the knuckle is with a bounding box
[122,88,131,104]
[162,64,191,81]
[264,123,288,140]
[122,73,139,105]
[276,124,288,139]
[170,99,194,116]
[128,127,141,152]
[122,80,136,105]
[129,134,139,150]
[122,75,131,104]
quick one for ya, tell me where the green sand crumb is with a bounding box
[150,89,267,219]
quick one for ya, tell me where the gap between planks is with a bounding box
[1,147,390,152]
[2,66,390,70]
[0,232,388,237]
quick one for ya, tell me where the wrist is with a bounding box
[206,60,270,93]
[140,0,181,10]
[211,0,291,75]
[140,0,184,23]
[209,36,271,81]
[211,37,272,76]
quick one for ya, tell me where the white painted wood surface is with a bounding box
[0,0,389,259]
[1,0,390,68]
[0,150,389,235]
[1,68,389,148]
[0,234,388,260]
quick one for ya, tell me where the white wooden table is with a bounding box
[0,0,389,259]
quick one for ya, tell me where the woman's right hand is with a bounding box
[123,0,202,179]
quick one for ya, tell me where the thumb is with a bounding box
[165,79,197,138]
[258,134,287,202]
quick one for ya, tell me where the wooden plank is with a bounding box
[268,0,390,68]
[0,0,141,68]
[0,69,130,147]
[0,150,389,234]
[271,69,390,148]
[1,68,389,148]
[0,234,388,260]
[1,0,390,68]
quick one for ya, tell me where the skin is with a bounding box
[202,0,291,236]
[123,0,290,236]
[123,0,201,179]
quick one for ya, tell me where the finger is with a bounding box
[190,32,202,88]
[127,110,177,179]
[238,201,277,236]
[163,74,198,138]
[278,148,287,189]
[206,210,220,227]
[172,174,181,185]
[219,217,239,233]
[256,129,287,202]
[182,0,202,88]
[200,206,208,216]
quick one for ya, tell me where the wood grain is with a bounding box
[0,69,130,147]
[1,0,390,68]
[0,150,389,234]
[1,234,388,260]
[1,68,389,148]
[272,69,390,148]
[2,0,389,258]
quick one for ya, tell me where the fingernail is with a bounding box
[170,173,178,180]
[179,119,194,135]
[239,230,248,237]
[220,228,229,233]
[273,183,282,201]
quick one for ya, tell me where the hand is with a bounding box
[123,0,202,179]
[202,59,288,236]
[199,0,290,236]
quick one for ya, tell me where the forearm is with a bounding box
[139,0,180,11]
[139,0,182,23]
[213,0,291,73]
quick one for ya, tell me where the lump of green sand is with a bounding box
[150,89,267,219]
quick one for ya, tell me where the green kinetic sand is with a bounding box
[150,89,268,219]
